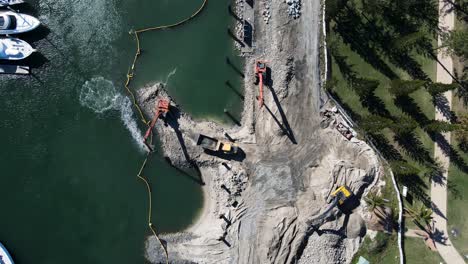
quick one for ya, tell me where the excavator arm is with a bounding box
[258,72,264,107]
[144,111,162,141]
[255,60,267,108]
[142,99,170,145]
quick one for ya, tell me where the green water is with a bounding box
[0,0,243,263]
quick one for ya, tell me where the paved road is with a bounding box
[431,1,466,263]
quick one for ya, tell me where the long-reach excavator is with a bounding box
[306,185,355,231]
[143,99,170,150]
[254,60,267,107]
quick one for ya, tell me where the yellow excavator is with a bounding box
[306,185,355,232]
[330,185,353,206]
[307,185,354,230]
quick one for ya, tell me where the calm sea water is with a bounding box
[0,0,243,263]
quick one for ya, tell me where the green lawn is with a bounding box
[326,0,441,262]
[329,24,437,187]
[447,95,468,257]
[446,13,468,257]
[404,237,444,263]
[351,167,400,264]
[329,28,438,260]
[352,233,400,264]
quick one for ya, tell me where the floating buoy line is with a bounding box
[122,1,208,263]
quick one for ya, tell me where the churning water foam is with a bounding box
[80,77,146,151]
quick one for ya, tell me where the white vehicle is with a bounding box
[0,11,40,35]
[0,37,35,60]
[0,242,14,264]
[0,0,24,7]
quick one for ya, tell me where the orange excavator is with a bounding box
[255,60,267,107]
[143,99,170,150]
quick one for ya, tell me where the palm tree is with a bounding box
[427,82,458,95]
[360,115,394,133]
[405,203,433,232]
[423,120,460,133]
[389,79,426,97]
[364,192,384,212]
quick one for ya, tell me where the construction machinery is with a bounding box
[143,99,170,148]
[330,185,353,206]
[306,185,355,232]
[254,60,267,107]
[197,134,238,155]
[314,186,353,219]
[319,185,354,217]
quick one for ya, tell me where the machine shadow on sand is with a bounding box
[264,67,297,144]
[163,105,205,185]
[203,147,246,162]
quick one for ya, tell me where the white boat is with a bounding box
[0,0,24,7]
[0,242,14,264]
[0,37,35,60]
[0,11,40,35]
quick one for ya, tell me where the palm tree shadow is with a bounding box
[398,173,431,208]
[393,131,434,165]
[431,228,448,245]
[429,131,468,173]
[432,93,457,123]
[366,132,403,161]
[394,95,430,126]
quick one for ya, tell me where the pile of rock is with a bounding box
[234,0,245,50]
[286,0,301,19]
[262,0,272,24]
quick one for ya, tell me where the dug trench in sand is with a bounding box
[136,0,382,263]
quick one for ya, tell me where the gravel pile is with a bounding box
[286,0,301,19]
[234,0,245,51]
[262,0,272,24]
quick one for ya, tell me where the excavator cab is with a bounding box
[255,61,267,81]
[219,141,238,154]
[256,61,267,73]
[156,99,170,113]
[331,186,353,205]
